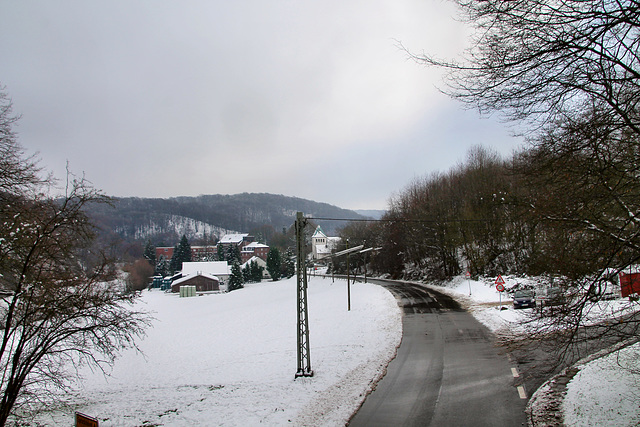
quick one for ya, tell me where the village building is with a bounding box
[169,261,232,293]
[170,273,220,293]
[155,245,218,262]
[190,245,218,260]
[218,233,254,251]
[241,255,271,279]
[156,246,174,261]
[311,225,341,261]
[240,242,270,263]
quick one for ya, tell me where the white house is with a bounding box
[181,261,231,288]
[241,256,271,279]
[311,225,341,261]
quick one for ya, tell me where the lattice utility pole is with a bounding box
[295,212,313,378]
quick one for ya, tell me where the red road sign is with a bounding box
[496,283,505,292]
[495,274,505,285]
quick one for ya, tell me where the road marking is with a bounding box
[517,386,527,399]
[511,367,519,378]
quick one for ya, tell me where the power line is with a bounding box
[307,216,492,224]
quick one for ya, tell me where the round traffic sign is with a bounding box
[496,283,505,292]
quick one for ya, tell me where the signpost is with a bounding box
[495,275,506,310]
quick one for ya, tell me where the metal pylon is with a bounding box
[295,211,313,378]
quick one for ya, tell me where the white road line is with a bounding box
[517,386,527,399]
[511,367,520,378]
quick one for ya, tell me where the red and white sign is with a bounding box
[496,283,505,292]
[495,274,505,285]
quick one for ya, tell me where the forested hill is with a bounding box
[87,192,367,246]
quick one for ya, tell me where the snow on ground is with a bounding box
[32,273,640,426]
[425,275,640,427]
[33,276,401,426]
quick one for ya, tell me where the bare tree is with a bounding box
[0,90,150,424]
[416,0,640,135]
[415,1,640,363]
[0,89,45,195]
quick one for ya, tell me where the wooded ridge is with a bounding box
[86,192,368,247]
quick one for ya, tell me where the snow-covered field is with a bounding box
[34,276,401,426]
[32,273,639,426]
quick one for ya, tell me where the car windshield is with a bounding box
[514,290,533,298]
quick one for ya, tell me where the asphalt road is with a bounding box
[348,280,527,426]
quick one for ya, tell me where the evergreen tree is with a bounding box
[283,248,296,279]
[250,260,264,283]
[177,235,192,263]
[228,261,244,291]
[156,257,168,277]
[242,263,251,283]
[168,244,180,273]
[168,235,192,273]
[143,240,155,266]
[266,248,282,281]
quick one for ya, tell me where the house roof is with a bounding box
[312,225,326,238]
[242,242,269,250]
[172,272,220,287]
[181,261,231,276]
[219,233,249,244]
[242,256,267,268]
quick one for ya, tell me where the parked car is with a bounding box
[513,290,536,309]
[539,287,565,306]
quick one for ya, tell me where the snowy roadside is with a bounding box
[32,276,402,426]
[425,275,640,426]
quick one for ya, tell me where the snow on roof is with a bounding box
[181,261,230,276]
[242,242,269,250]
[172,272,220,287]
[241,256,267,268]
[312,226,326,238]
[219,234,249,244]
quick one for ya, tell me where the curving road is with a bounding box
[348,280,527,426]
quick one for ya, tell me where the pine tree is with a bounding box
[283,248,296,279]
[242,264,251,283]
[143,240,156,266]
[250,260,264,283]
[169,235,191,273]
[228,261,244,291]
[168,244,180,273]
[266,248,282,281]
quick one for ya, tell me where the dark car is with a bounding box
[542,287,565,306]
[513,290,536,309]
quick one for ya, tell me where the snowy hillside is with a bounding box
[116,213,236,241]
[34,277,402,426]
[88,193,366,246]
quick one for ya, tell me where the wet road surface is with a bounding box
[348,280,527,426]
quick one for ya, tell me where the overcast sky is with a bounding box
[0,0,521,210]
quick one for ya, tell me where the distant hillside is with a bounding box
[355,210,386,220]
[87,193,366,247]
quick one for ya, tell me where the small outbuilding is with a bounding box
[171,273,220,293]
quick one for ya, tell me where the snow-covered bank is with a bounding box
[33,276,402,426]
[426,275,640,426]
